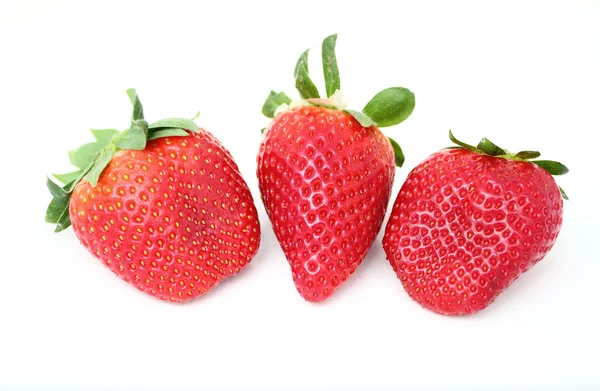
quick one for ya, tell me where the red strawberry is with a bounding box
[382,131,568,315]
[257,34,415,301]
[46,89,260,302]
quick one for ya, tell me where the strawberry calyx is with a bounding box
[46,89,201,233]
[448,130,569,200]
[260,34,415,168]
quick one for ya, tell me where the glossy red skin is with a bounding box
[383,148,563,315]
[257,106,395,302]
[70,131,261,302]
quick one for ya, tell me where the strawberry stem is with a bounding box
[261,35,415,169]
[261,34,415,131]
[448,130,570,199]
[46,89,202,233]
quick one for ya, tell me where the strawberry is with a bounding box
[382,131,568,315]
[46,89,260,302]
[257,34,415,301]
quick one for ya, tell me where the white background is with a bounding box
[1,1,599,390]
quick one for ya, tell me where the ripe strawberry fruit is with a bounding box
[257,34,415,302]
[383,131,568,315]
[46,89,260,302]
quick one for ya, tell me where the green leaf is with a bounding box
[148,128,189,140]
[532,160,569,176]
[84,143,117,186]
[448,130,477,152]
[46,178,75,231]
[67,160,95,193]
[46,196,69,224]
[68,142,104,169]
[262,91,292,118]
[54,207,72,233]
[112,130,146,150]
[137,119,149,138]
[53,170,83,185]
[322,34,340,98]
[345,109,376,128]
[559,186,569,200]
[47,89,209,232]
[90,128,119,145]
[46,176,68,200]
[294,49,320,99]
[388,137,405,167]
[191,111,200,121]
[148,118,199,133]
[363,87,415,127]
[477,137,506,156]
[261,127,266,134]
[67,129,119,170]
[515,150,541,159]
[112,120,148,151]
[126,88,144,121]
